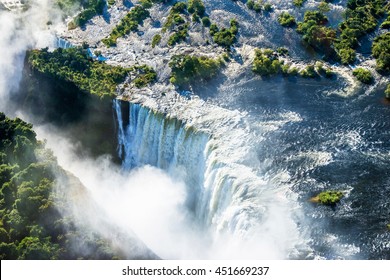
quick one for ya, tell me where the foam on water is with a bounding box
[114,90,312,259]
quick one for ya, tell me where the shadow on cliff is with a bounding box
[12,57,119,162]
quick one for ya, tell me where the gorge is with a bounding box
[1,0,390,260]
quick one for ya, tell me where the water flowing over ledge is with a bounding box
[113,90,308,259]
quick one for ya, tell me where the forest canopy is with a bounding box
[28,47,156,97]
[0,113,120,259]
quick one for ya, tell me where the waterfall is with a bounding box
[113,98,306,260]
[114,100,208,213]
[56,38,74,49]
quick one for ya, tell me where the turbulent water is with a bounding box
[114,98,308,259]
[192,72,390,259]
[2,0,390,260]
[110,0,390,259]
[114,77,390,260]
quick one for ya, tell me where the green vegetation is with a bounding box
[102,5,150,47]
[278,12,296,27]
[247,0,262,13]
[28,47,156,97]
[188,0,206,18]
[210,19,239,49]
[300,64,319,78]
[252,48,334,79]
[293,0,307,7]
[0,113,60,259]
[334,0,386,64]
[169,54,223,87]
[131,65,157,88]
[288,66,299,76]
[168,25,189,46]
[276,47,289,56]
[252,48,282,76]
[387,224,390,230]
[0,113,121,259]
[298,62,334,79]
[381,14,390,29]
[153,0,213,47]
[162,2,187,31]
[315,62,335,78]
[164,1,208,45]
[162,2,189,46]
[246,0,273,13]
[201,16,211,27]
[318,1,330,13]
[297,11,336,59]
[28,47,131,97]
[372,32,390,73]
[385,84,390,99]
[67,0,106,29]
[151,34,162,48]
[316,191,344,205]
[352,68,374,84]
[264,3,273,12]
[140,0,153,9]
[107,0,115,6]
[291,0,386,64]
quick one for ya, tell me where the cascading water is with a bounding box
[115,100,208,212]
[113,97,307,259]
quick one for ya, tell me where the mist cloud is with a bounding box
[0,0,62,113]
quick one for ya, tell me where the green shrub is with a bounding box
[381,20,390,29]
[278,12,296,27]
[324,67,335,78]
[264,3,273,12]
[281,63,291,76]
[252,49,282,76]
[28,47,131,97]
[167,25,189,46]
[352,68,374,84]
[169,54,222,86]
[293,0,307,7]
[131,65,157,88]
[317,191,343,205]
[151,34,162,48]
[102,5,150,47]
[163,7,186,31]
[372,32,390,73]
[277,47,289,56]
[211,19,239,48]
[296,11,336,58]
[288,66,299,76]
[247,0,255,10]
[334,0,386,64]
[188,0,206,17]
[140,0,153,9]
[300,65,318,78]
[201,16,211,27]
[385,84,390,99]
[247,0,263,12]
[318,1,330,13]
[67,0,106,29]
[161,2,190,46]
[336,47,356,65]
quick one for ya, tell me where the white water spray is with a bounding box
[113,95,309,259]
